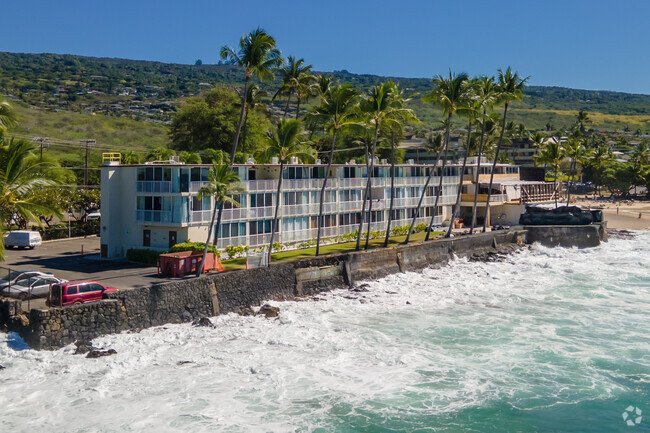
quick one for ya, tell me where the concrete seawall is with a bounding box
[2,227,589,350]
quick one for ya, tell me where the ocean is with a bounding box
[1,232,649,432]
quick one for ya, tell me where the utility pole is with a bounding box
[34,137,49,160]
[81,139,95,189]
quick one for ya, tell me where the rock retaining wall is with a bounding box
[5,230,529,350]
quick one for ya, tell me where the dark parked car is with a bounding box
[49,281,118,306]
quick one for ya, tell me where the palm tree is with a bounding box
[421,71,469,240]
[121,150,141,164]
[354,81,404,251]
[529,131,546,158]
[273,56,312,119]
[241,84,267,154]
[305,84,360,255]
[382,85,418,247]
[446,80,479,238]
[0,139,60,260]
[294,73,317,119]
[195,161,245,276]
[263,119,315,265]
[220,28,282,165]
[482,67,528,232]
[469,77,498,233]
[202,149,226,164]
[0,101,17,136]
[535,140,564,207]
[574,110,591,135]
[564,137,587,205]
[404,131,443,244]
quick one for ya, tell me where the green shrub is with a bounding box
[33,220,100,240]
[170,241,219,258]
[414,222,429,233]
[126,248,161,265]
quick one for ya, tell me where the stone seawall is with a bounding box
[7,230,527,350]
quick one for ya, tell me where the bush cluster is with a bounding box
[33,220,100,240]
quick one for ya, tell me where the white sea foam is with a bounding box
[1,233,649,432]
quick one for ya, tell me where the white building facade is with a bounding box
[99,161,463,258]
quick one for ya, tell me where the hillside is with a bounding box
[2,51,650,150]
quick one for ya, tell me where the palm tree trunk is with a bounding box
[482,102,509,233]
[230,77,249,165]
[316,130,337,256]
[363,124,380,250]
[384,131,396,247]
[283,91,292,119]
[268,161,284,266]
[446,119,472,238]
[566,158,575,206]
[470,113,487,233]
[425,113,452,241]
[241,106,250,154]
[355,142,372,251]
[196,199,220,277]
[554,165,559,208]
[296,96,301,119]
[405,146,443,244]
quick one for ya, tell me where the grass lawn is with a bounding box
[219,231,444,271]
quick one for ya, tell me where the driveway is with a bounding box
[1,236,166,310]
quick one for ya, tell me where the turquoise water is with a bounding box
[1,232,649,432]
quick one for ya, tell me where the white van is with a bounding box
[4,230,42,249]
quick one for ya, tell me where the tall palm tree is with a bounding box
[0,139,60,260]
[421,71,469,240]
[564,137,587,205]
[446,80,479,238]
[382,85,418,247]
[220,28,282,165]
[355,81,404,251]
[469,77,498,233]
[404,131,443,244]
[294,72,317,119]
[305,84,360,255]
[146,146,175,161]
[263,119,315,265]
[242,84,267,153]
[534,140,564,207]
[482,67,528,232]
[195,161,245,276]
[273,56,312,119]
[574,110,591,135]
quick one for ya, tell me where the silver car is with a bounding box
[0,270,52,292]
[6,275,68,301]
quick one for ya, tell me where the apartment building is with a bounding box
[100,160,463,258]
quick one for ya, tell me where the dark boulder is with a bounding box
[257,304,280,318]
[192,317,214,327]
[73,340,93,355]
[86,349,117,359]
[238,307,256,316]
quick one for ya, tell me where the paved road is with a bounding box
[2,236,166,309]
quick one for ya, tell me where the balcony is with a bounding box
[136,181,171,193]
[460,193,508,204]
[135,210,173,223]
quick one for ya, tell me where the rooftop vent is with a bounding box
[407,159,414,165]
[380,159,387,164]
[290,156,299,164]
[271,157,279,164]
[246,158,255,164]
[170,155,180,163]
[348,159,356,165]
[316,159,322,164]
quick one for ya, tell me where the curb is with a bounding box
[42,235,99,244]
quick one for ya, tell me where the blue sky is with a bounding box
[4,0,650,94]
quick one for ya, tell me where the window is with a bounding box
[282,166,308,179]
[80,283,103,293]
[219,222,246,238]
[364,211,384,222]
[283,191,308,206]
[223,194,243,209]
[67,286,78,295]
[343,167,357,178]
[191,196,211,212]
[339,213,361,226]
[311,214,336,228]
[250,193,272,208]
[310,190,335,204]
[340,189,361,202]
[311,167,325,179]
[249,220,272,235]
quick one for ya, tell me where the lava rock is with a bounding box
[177,361,193,365]
[257,304,280,318]
[0,365,5,370]
[74,340,93,355]
[238,307,256,316]
[86,349,117,359]
[192,317,214,327]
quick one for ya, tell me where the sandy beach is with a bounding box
[574,197,650,231]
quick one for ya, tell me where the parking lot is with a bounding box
[2,236,163,309]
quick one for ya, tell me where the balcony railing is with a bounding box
[190,210,212,223]
[136,181,171,193]
[135,210,172,223]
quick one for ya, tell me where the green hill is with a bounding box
[2,51,650,150]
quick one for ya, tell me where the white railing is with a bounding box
[246,180,276,192]
[221,208,247,221]
[248,206,275,219]
[249,233,272,247]
[136,181,171,193]
[190,181,206,193]
[216,236,247,250]
[190,210,212,223]
[282,178,324,190]
[135,210,173,223]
